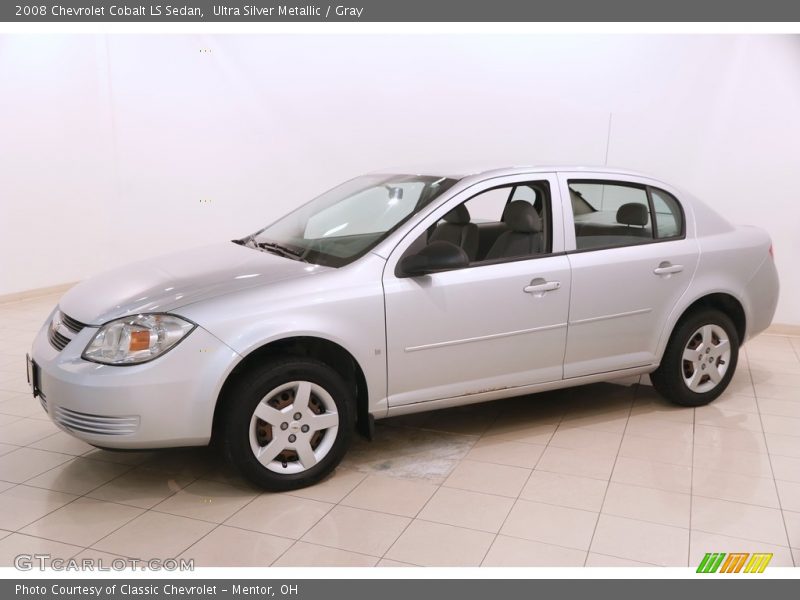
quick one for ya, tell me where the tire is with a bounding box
[650,309,739,407]
[220,358,354,491]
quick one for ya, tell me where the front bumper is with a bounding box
[30,317,240,449]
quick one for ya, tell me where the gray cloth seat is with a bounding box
[574,202,653,249]
[429,204,479,261]
[613,202,652,238]
[485,201,543,260]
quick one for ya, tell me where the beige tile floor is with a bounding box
[0,293,799,567]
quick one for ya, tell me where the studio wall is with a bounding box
[1,34,798,323]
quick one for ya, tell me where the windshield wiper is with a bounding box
[256,241,308,262]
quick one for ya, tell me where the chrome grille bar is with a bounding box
[61,313,88,334]
[47,327,70,351]
[53,406,140,436]
[47,310,89,351]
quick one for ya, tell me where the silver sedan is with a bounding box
[28,166,779,489]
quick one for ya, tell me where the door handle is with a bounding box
[653,261,684,276]
[524,278,561,295]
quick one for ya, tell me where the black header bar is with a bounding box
[3,0,800,22]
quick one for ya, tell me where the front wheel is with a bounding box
[650,309,739,407]
[220,358,353,491]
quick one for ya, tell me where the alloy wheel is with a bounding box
[681,324,731,394]
[248,380,339,474]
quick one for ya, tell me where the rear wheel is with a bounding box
[650,309,739,407]
[220,358,353,490]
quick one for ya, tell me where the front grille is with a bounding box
[48,327,70,351]
[47,310,88,351]
[39,392,47,414]
[61,313,87,334]
[53,406,140,436]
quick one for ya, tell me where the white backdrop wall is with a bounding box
[1,34,799,324]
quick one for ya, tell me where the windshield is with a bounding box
[241,174,459,267]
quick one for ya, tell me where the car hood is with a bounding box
[59,242,330,325]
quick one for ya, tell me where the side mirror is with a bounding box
[397,241,469,277]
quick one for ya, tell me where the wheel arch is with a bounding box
[668,292,747,349]
[211,335,371,444]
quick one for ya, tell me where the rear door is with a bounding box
[559,172,699,378]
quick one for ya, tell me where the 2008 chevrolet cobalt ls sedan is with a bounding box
[27,166,779,490]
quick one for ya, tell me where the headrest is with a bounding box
[616,203,649,227]
[503,201,542,233]
[442,204,470,225]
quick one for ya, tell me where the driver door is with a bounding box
[382,174,571,407]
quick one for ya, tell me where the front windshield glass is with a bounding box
[242,174,459,267]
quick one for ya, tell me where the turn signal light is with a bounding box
[129,330,151,352]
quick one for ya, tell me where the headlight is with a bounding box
[82,314,195,365]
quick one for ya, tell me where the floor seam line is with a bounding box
[583,379,637,566]
[479,398,568,567]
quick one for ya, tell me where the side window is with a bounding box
[510,185,538,203]
[463,183,544,223]
[651,187,683,239]
[462,187,508,222]
[404,180,552,267]
[569,181,653,250]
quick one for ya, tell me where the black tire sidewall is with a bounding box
[653,309,739,407]
[221,358,353,491]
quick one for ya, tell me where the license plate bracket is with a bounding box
[26,354,40,398]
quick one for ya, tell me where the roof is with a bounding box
[371,163,661,181]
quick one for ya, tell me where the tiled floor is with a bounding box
[1,293,799,567]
